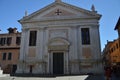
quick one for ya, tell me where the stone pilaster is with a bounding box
[36,28,44,60]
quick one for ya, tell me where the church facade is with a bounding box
[16,0,102,75]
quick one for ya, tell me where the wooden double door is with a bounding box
[53,53,64,75]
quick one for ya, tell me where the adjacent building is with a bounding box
[115,17,120,38]
[103,39,120,67]
[102,41,113,66]
[103,17,120,68]
[16,0,102,75]
[0,28,21,74]
[110,39,120,66]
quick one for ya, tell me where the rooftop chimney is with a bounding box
[7,27,17,34]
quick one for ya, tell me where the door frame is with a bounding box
[53,52,64,74]
[49,51,65,74]
[49,51,69,75]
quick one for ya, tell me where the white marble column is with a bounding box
[19,29,26,60]
[44,28,49,74]
[69,26,79,74]
[64,51,69,74]
[90,26,101,59]
[16,28,29,73]
[71,27,78,60]
[77,26,82,59]
[36,28,44,60]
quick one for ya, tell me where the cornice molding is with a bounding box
[19,1,101,23]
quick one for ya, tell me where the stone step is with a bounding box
[0,70,3,74]
[0,68,10,77]
[0,74,10,77]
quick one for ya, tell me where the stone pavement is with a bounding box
[0,74,120,80]
[0,75,88,80]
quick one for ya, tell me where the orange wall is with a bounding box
[0,33,21,73]
[0,49,19,69]
[109,39,120,65]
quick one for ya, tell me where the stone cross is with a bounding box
[55,9,62,15]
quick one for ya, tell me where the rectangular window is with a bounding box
[111,48,113,53]
[119,39,120,47]
[2,53,7,60]
[7,37,12,46]
[29,31,37,46]
[8,53,12,60]
[116,43,119,49]
[0,38,1,45]
[1,38,6,46]
[16,37,21,45]
[118,31,120,39]
[81,28,90,45]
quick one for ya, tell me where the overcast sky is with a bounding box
[0,0,120,51]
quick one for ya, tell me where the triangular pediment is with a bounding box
[19,1,101,22]
[28,6,78,20]
[43,8,75,17]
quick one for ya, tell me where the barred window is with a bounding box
[0,38,6,46]
[2,53,7,60]
[8,53,12,60]
[7,37,12,46]
[16,37,21,45]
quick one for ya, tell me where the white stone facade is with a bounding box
[16,0,102,75]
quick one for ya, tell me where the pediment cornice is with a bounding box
[19,1,101,23]
[21,15,100,23]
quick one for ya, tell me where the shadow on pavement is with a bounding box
[111,73,120,80]
[85,74,120,80]
[11,73,88,78]
[85,74,105,80]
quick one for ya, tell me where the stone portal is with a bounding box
[53,52,64,74]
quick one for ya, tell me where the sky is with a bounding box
[0,0,120,51]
